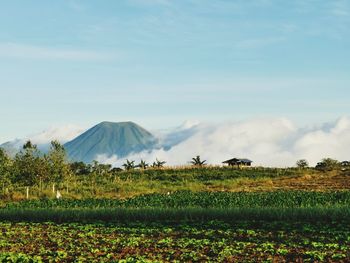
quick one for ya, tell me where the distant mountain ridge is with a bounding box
[0,140,21,157]
[63,121,158,163]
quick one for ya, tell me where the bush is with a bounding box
[315,158,339,171]
[296,159,309,169]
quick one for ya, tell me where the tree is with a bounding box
[152,159,166,168]
[23,140,35,150]
[138,159,149,170]
[46,140,70,186]
[122,160,136,171]
[92,160,112,175]
[70,161,91,176]
[0,148,11,173]
[190,155,207,167]
[0,148,13,192]
[296,159,309,169]
[13,141,46,186]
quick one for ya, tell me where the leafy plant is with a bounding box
[190,156,207,167]
[152,159,166,168]
[122,160,136,171]
[138,160,149,170]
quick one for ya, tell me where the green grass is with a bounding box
[1,166,310,201]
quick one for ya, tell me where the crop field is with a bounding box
[1,170,350,262]
[3,167,350,201]
[1,191,350,223]
[4,190,350,209]
[0,220,349,262]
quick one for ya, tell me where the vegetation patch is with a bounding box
[0,221,349,262]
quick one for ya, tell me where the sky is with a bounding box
[0,0,349,144]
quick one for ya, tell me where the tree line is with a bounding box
[296,158,350,171]
[1,140,349,193]
[0,141,210,191]
[0,141,70,191]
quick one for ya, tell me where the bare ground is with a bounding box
[236,171,350,192]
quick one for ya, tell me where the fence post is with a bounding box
[52,184,55,193]
[26,187,29,199]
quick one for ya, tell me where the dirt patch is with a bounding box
[233,171,350,192]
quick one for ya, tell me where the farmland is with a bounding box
[0,189,350,261]
[1,164,350,261]
[2,166,350,201]
[0,220,349,262]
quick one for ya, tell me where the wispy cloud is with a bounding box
[0,43,116,61]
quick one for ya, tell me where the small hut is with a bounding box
[222,158,253,167]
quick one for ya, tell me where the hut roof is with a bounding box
[222,158,253,164]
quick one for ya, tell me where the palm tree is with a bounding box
[152,158,166,168]
[138,159,149,170]
[190,155,207,167]
[122,160,136,171]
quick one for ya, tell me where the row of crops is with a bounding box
[1,190,350,261]
[4,190,350,209]
[2,191,350,222]
[1,220,349,262]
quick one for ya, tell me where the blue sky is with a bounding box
[0,0,349,143]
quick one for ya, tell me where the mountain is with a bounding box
[0,140,21,157]
[64,121,157,163]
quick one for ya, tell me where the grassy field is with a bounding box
[2,167,350,201]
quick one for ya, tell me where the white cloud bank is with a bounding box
[3,117,350,167]
[98,117,350,168]
[28,125,85,145]
[3,125,85,152]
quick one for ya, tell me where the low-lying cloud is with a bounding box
[4,117,350,167]
[98,117,350,168]
[2,125,85,152]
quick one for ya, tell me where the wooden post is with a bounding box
[26,187,29,199]
[52,184,55,193]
